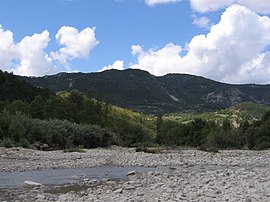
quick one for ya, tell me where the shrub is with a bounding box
[17,138,31,149]
[0,111,117,149]
[0,137,15,148]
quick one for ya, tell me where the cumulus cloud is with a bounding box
[192,15,211,28]
[0,26,56,76]
[130,5,270,84]
[15,30,56,76]
[0,25,99,76]
[51,26,99,65]
[190,0,270,14]
[238,0,270,15]
[100,60,125,72]
[0,25,16,71]
[145,0,181,6]
[131,45,143,55]
[130,43,182,76]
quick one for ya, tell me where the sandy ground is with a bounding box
[0,147,270,201]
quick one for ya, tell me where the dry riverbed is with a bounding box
[0,146,270,201]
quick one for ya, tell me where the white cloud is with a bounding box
[0,26,56,76]
[190,0,234,12]
[51,26,99,65]
[131,45,143,55]
[0,25,16,71]
[100,60,124,72]
[0,25,99,76]
[238,0,270,15]
[192,16,211,28]
[130,43,182,76]
[145,0,181,6]
[190,0,270,14]
[130,5,270,84]
[15,30,56,76]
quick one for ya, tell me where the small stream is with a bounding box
[0,164,261,189]
[0,166,164,189]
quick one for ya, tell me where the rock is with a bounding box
[169,167,176,170]
[127,170,136,176]
[37,194,46,200]
[148,171,154,175]
[114,188,123,194]
[79,173,87,177]
[89,179,98,184]
[69,175,80,180]
[41,144,49,151]
[105,181,117,186]
[216,190,222,194]
[154,171,160,176]
[24,180,42,186]
[124,186,135,190]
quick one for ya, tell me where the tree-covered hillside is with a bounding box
[22,69,270,113]
[0,71,156,149]
[165,102,270,126]
[0,70,51,103]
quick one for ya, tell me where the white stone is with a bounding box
[127,170,136,176]
[24,180,42,186]
[114,188,123,194]
[37,194,46,200]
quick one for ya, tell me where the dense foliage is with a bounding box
[156,111,270,150]
[0,70,51,103]
[0,71,154,148]
[0,91,154,148]
[0,111,116,149]
[2,70,270,150]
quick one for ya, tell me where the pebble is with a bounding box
[113,188,123,194]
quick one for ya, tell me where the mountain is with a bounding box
[21,69,270,113]
[0,70,51,103]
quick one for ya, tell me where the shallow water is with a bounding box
[0,166,162,189]
[0,163,262,189]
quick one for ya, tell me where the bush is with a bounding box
[0,137,15,148]
[0,111,118,149]
[17,138,31,148]
[205,131,244,149]
[63,145,85,153]
[256,141,270,150]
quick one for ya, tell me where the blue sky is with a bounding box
[1,0,270,84]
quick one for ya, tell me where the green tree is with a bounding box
[5,100,29,115]
[30,95,46,119]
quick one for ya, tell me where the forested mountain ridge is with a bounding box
[22,69,270,113]
[0,70,51,103]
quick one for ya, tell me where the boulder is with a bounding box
[24,180,42,186]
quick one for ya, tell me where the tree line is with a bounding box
[156,113,270,150]
[0,89,153,149]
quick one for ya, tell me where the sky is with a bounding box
[1,0,270,84]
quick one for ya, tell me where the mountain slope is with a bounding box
[22,69,270,113]
[0,70,51,103]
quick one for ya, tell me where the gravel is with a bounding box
[0,147,270,201]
